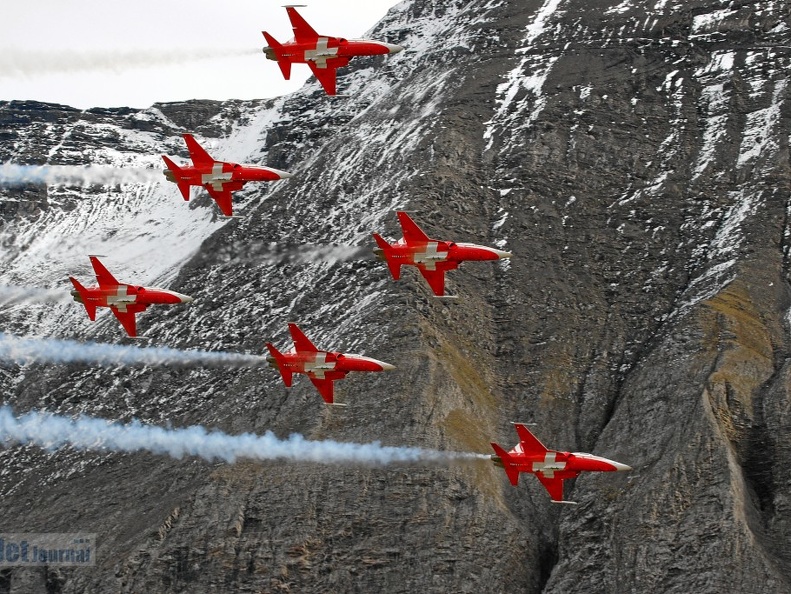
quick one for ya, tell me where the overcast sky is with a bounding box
[1,1,399,109]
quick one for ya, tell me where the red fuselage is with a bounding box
[264,37,402,65]
[492,445,631,480]
[490,424,630,502]
[266,350,395,377]
[70,284,192,309]
[375,240,511,269]
[164,162,289,190]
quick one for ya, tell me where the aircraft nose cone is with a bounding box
[173,292,193,304]
[494,249,512,259]
[613,462,632,472]
[385,43,404,54]
[271,168,294,180]
[379,362,396,371]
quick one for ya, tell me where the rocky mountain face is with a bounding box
[1,0,790,592]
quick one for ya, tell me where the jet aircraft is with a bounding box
[265,322,395,404]
[69,256,193,337]
[162,133,292,217]
[490,423,632,504]
[262,6,404,96]
[372,211,512,297]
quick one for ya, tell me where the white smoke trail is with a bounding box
[0,333,264,369]
[0,47,261,78]
[0,164,162,187]
[0,286,69,307]
[194,242,374,266]
[0,407,489,466]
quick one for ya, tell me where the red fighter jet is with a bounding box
[162,133,292,217]
[69,256,193,338]
[373,211,512,297]
[262,6,404,96]
[265,322,395,404]
[491,424,632,504]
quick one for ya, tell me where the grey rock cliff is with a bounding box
[1,0,790,592]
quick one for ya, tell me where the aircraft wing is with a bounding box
[307,61,338,96]
[536,474,566,502]
[397,211,431,245]
[286,6,320,43]
[183,134,215,168]
[89,256,120,288]
[110,304,147,337]
[204,185,235,217]
[308,376,335,404]
[288,323,320,352]
[417,265,446,297]
[514,424,549,455]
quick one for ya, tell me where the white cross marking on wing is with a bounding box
[414,242,446,270]
[305,37,338,68]
[107,285,135,311]
[305,352,335,378]
[202,163,232,190]
[532,452,566,479]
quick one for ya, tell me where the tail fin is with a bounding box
[266,343,293,387]
[69,277,97,321]
[372,233,402,280]
[491,443,520,486]
[262,31,292,80]
[162,155,191,201]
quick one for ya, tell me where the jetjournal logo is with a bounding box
[0,533,95,566]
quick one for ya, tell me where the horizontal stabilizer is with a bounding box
[162,155,191,201]
[491,442,520,486]
[262,31,282,49]
[372,232,391,251]
[262,32,292,80]
[372,233,402,281]
[161,154,181,173]
[550,500,578,506]
[266,342,293,387]
[69,276,96,321]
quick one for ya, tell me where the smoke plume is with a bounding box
[0,164,162,187]
[0,47,260,78]
[0,286,70,307]
[0,407,488,466]
[0,333,264,369]
[192,242,374,267]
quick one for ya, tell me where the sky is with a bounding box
[0,1,400,109]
